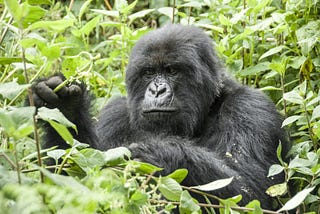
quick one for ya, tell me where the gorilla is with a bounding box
[31,24,288,209]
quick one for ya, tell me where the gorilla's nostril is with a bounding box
[156,87,167,97]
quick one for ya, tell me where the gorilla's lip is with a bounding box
[142,108,177,113]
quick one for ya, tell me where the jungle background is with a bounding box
[0,0,319,213]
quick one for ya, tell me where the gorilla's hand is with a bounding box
[129,139,186,175]
[31,74,83,121]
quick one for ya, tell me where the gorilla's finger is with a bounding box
[46,76,65,89]
[35,81,59,103]
[32,93,45,107]
[68,85,82,96]
[46,76,69,97]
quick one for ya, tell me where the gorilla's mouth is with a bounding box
[142,108,177,114]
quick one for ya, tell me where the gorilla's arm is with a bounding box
[30,74,98,149]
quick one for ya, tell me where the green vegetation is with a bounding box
[0,0,319,213]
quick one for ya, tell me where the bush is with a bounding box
[0,0,319,213]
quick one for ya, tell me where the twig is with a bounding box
[149,199,281,214]
[68,0,75,11]
[21,45,44,183]
[0,152,17,169]
[172,0,176,23]
[104,0,112,10]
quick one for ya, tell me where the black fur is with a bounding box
[31,24,288,209]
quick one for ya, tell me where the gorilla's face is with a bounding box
[126,25,222,137]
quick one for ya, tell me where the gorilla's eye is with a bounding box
[143,69,154,77]
[167,67,177,75]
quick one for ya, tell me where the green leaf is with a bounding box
[311,105,320,121]
[259,46,286,61]
[158,7,175,20]
[282,115,303,127]
[48,120,74,145]
[91,9,119,18]
[37,107,76,131]
[47,149,66,161]
[268,164,284,177]
[104,147,131,166]
[79,0,93,20]
[266,182,287,197]
[0,107,35,139]
[239,62,270,76]
[129,9,155,23]
[191,177,233,191]
[179,1,203,8]
[72,148,105,171]
[0,57,22,64]
[20,2,46,28]
[278,187,315,211]
[245,200,263,213]
[159,177,183,201]
[4,0,22,23]
[73,16,101,37]
[131,160,163,174]
[283,90,304,105]
[0,82,30,100]
[179,191,201,214]
[166,169,188,183]
[28,20,74,32]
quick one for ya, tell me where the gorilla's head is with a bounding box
[126,24,223,137]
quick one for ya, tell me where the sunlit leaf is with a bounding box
[278,187,315,211]
[191,177,233,191]
[159,177,183,201]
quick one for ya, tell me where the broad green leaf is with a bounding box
[239,62,270,76]
[72,148,105,171]
[20,2,46,28]
[266,182,287,197]
[0,82,30,100]
[268,164,284,177]
[129,9,155,23]
[196,23,224,33]
[73,16,101,37]
[259,46,286,61]
[191,177,233,191]
[296,21,320,56]
[37,107,76,131]
[4,0,22,23]
[166,169,188,183]
[288,56,307,69]
[159,177,183,201]
[311,106,320,122]
[48,120,74,145]
[278,187,315,211]
[47,149,66,161]
[104,147,131,166]
[179,190,201,214]
[39,167,89,192]
[0,107,35,139]
[120,0,138,15]
[283,90,304,105]
[0,57,22,64]
[28,20,74,32]
[91,9,119,18]
[245,200,263,213]
[158,7,175,20]
[179,1,202,8]
[282,115,303,127]
[269,62,286,74]
[79,0,93,20]
[130,160,163,174]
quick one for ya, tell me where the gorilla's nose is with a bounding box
[146,82,172,101]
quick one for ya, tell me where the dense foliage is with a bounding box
[0,0,319,213]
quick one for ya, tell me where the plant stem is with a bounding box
[21,45,44,183]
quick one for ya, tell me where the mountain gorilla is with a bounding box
[31,24,288,209]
